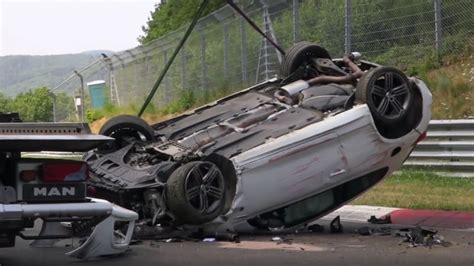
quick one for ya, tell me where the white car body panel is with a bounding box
[215,77,432,231]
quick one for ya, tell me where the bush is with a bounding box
[372,46,440,76]
[162,90,195,114]
[86,109,104,123]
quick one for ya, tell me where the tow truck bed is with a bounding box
[0,123,112,151]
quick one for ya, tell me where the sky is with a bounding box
[0,0,158,56]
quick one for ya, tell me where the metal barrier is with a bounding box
[405,120,474,177]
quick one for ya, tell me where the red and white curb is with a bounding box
[320,205,474,230]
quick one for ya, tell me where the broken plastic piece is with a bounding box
[330,216,343,233]
[395,226,451,248]
[164,238,182,243]
[367,215,392,224]
[204,232,240,243]
[272,236,292,245]
[307,224,324,233]
[66,199,138,259]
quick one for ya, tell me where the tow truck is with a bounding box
[0,112,137,259]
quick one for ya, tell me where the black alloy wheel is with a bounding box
[357,66,413,125]
[184,162,225,214]
[166,161,226,224]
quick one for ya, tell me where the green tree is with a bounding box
[11,87,53,122]
[53,92,76,122]
[0,92,12,113]
[138,0,225,44]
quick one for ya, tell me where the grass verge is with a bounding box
[353,170,474,211]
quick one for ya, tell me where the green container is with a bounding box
[87,80,106,109]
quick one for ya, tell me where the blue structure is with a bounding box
[87,80,106,109]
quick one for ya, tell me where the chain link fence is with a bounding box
[53,0,473,120]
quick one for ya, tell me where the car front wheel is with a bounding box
[166,161,226,224]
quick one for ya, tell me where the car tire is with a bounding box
[280,41,331,78]
[98,115,155,151]
[356,66,413,126]
[166,161,226,225]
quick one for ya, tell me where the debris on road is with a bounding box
[357,225,451,248]
[134,223,242,244]
[330,216,343,233]
[271,236,293,245]
[134,223,181,240]
[395,226,451,248]
[356,226,391,236]
[164,238,183,243]
[203,232,240,243]
[368,215,392,224]
[307,224,325,233]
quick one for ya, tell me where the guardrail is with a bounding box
[405,120,474,177]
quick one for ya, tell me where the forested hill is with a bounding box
[0,51,105,96]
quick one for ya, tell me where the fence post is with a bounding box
[434,0,443,51]
[125,51,137,99]
[163,50,170,103]
[141,52,147,95]
[344,0,352,54]
[292,0,300,44]
[200,29,208,92]
[180,48,186,90]
[240,15,248,86]
[223,23,229,80]
[104,56,121,107]
[154,54,161,106]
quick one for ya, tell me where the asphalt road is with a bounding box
[0,219,473,266]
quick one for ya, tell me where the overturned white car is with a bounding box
[86,42,432,233]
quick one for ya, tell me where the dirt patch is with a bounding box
[218,240,330,252]
[89,117,109,134]
[142,113,179,125]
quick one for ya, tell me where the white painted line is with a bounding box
[319,205,400,223]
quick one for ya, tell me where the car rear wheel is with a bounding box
[166,161,226,224]
[280,41,331,78]
[98,115,155,151]
[356,66,413,126]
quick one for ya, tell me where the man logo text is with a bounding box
[33,187,75,196]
